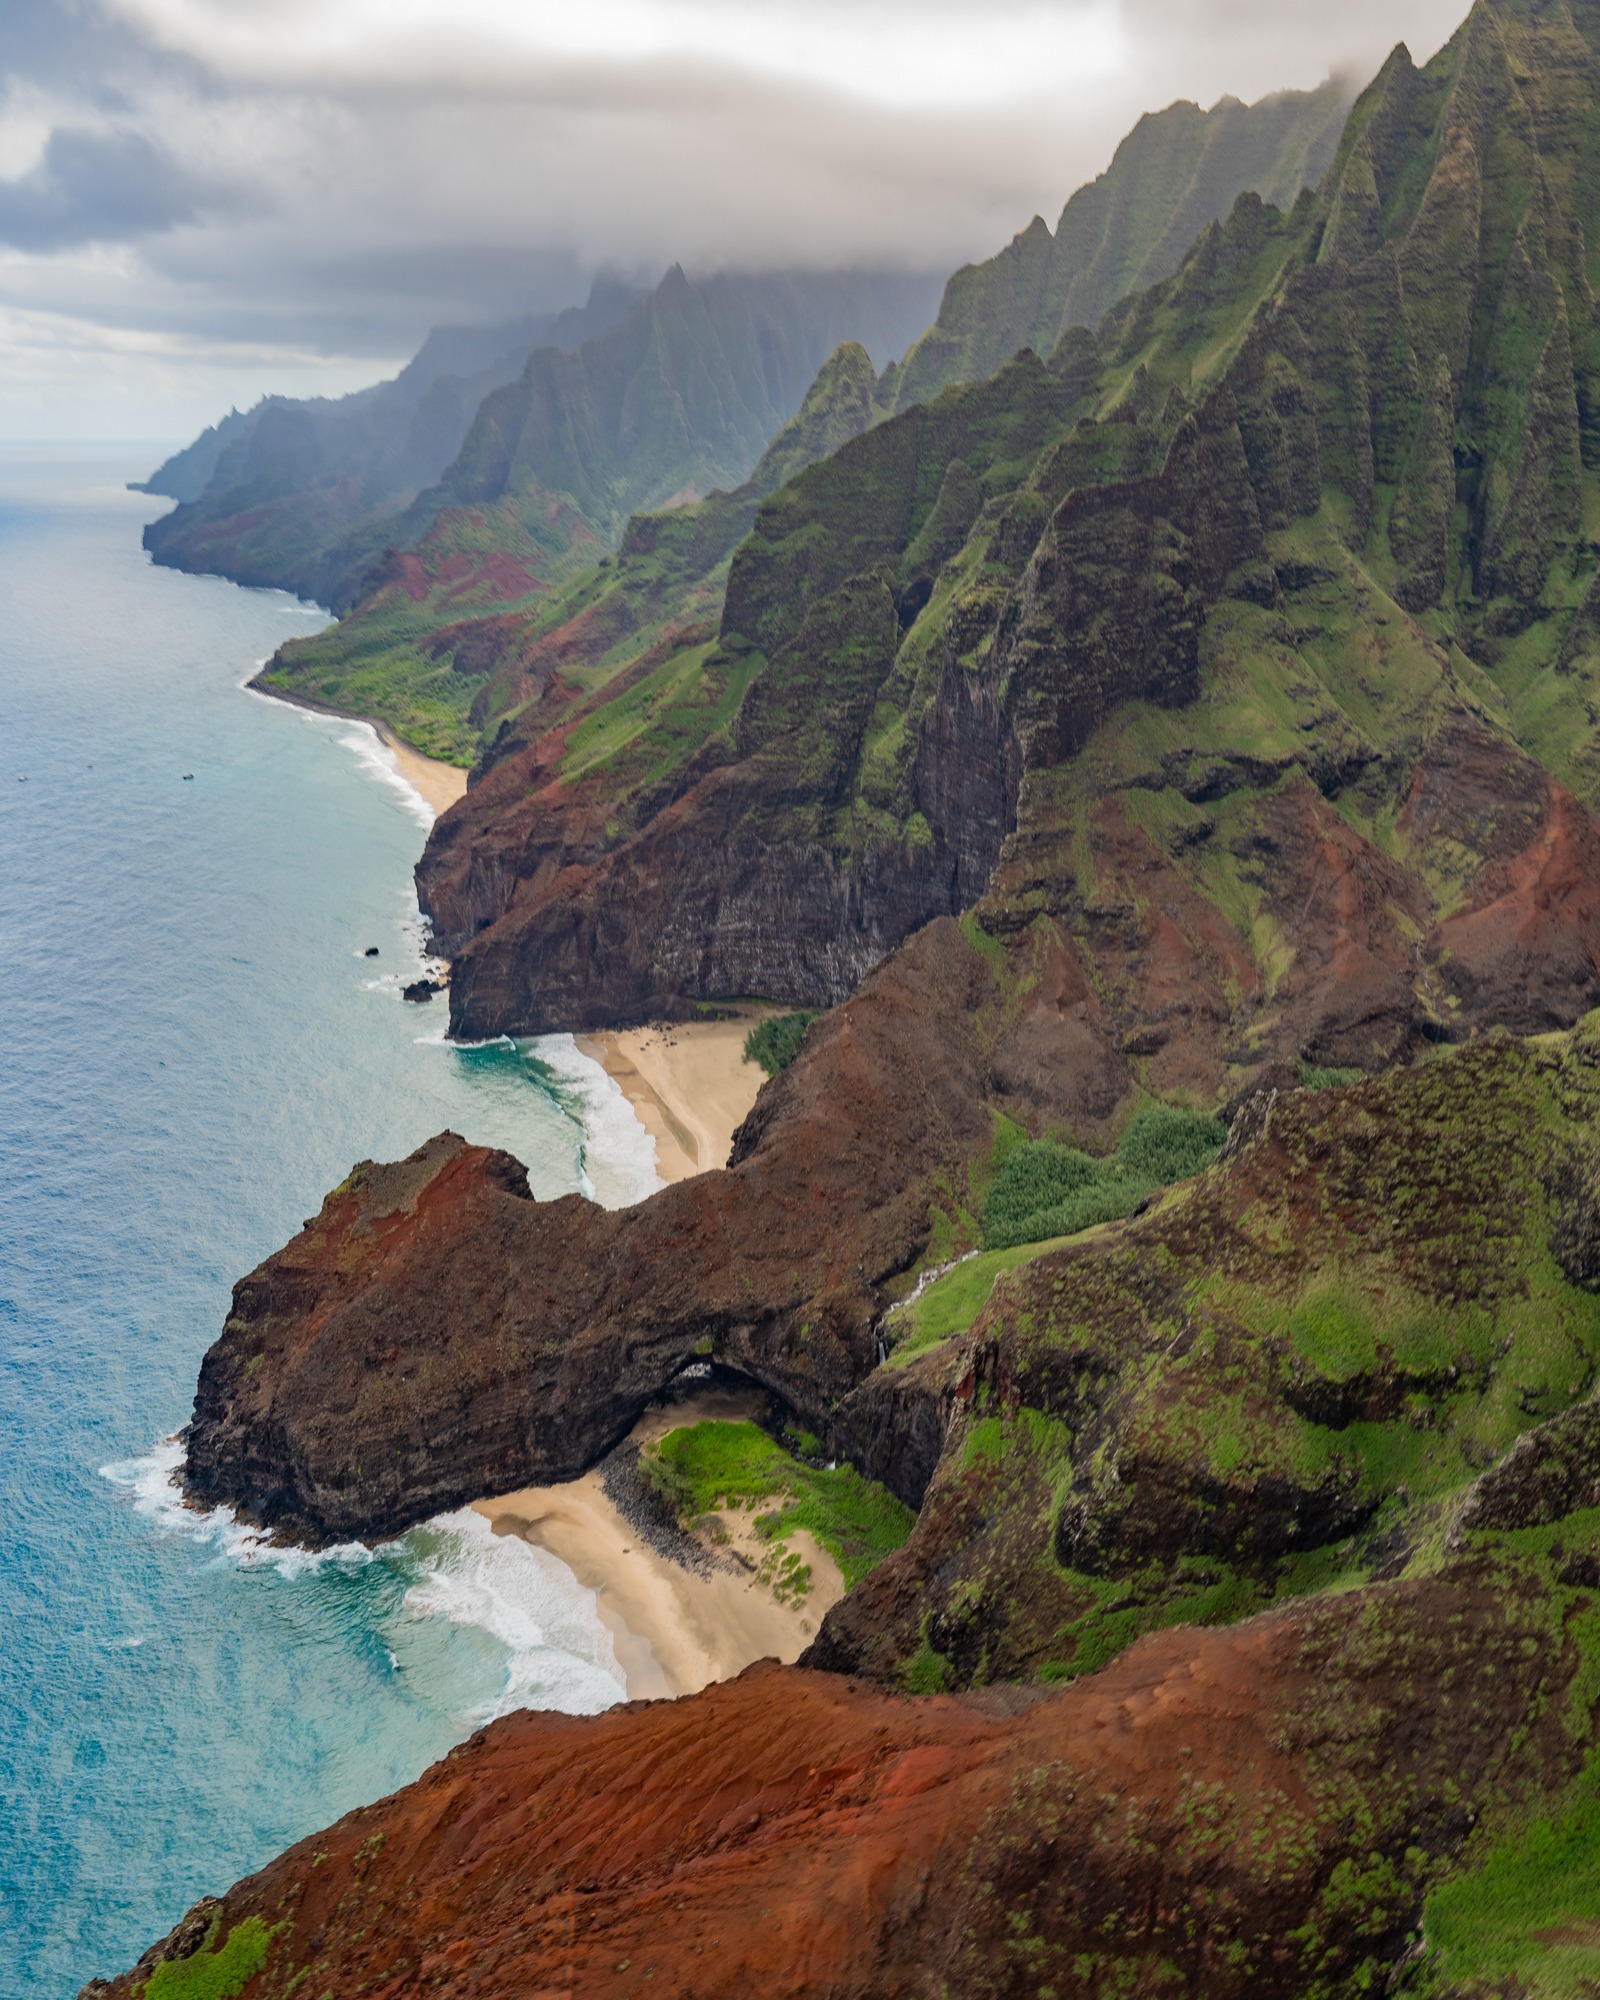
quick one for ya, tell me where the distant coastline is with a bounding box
[252,661,803,1694]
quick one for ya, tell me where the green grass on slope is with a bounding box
[1299,1062,1366,1090]
[1412,1767,1600,1998]
[140,1918,281,2000]
[258,639,483,766]
[871,1035,1600,1695]
[643,1420,913,1590]
[984,1103,1225,1249]
[559,639,716,782]
[885,1240,1074,1371]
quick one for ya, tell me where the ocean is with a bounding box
[0,448,655,1996]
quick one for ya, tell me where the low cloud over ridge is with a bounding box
[0,0,1469,437]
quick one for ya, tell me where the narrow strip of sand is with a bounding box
[247,677,468,819]
[577,1017,768,1181]
[378,725,467,819]
[471,1389,844,1701]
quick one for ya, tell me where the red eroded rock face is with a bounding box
[185,714,1600,1549]
[183,921,1004,1542]
[1413,734,1600,1031]
[88,1551,1582,2000]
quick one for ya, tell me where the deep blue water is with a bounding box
[0,449,656,1997]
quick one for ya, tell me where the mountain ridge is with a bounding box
[886,75,1356,412]
[233,78,1351,761]
[135,281,647,608]
[422,0,1600,1051]
[88,1,1600,1990]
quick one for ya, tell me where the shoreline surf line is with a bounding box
[248,676,674,1210]
[101,1442,628,1723]
[577,1014,770,1183]
[245,677,468,821]
[472,1386,844,1700]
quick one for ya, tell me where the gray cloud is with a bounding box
[0,0,1473,438]
[0,125,230,249]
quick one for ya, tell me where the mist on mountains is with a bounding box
[2,0,1472,436]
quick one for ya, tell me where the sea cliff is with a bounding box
[91,0,1600,1989]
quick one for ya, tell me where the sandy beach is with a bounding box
[377,724,467,818]
[472,1387,843,1700]
[577,1015,769,1181]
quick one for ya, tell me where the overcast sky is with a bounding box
[0,0,1469,443]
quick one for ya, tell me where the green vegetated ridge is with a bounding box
[415,0,1600,1151]
[886,75,1355,412]
[254,337,885,767]
[984,1102,1225,1247]
[738,6,1600,1970]
[245,82,1348,767]
[825,1016,1600,1990]
[881,1104,1228,1373]
[103,3,1600,1990]
[642,1419,914,1591]
[846,1023,1600,1684]
[138,284,645,612]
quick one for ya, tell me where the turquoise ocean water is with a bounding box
[0,449,656,1996]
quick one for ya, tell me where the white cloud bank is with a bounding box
[1,0,1470,439]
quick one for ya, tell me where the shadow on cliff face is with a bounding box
[423,573,1024,1042]
[186,667,1600,1548]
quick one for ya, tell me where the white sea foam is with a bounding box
[396,893,444,970]
[100,1439,376,1579]
[401,1508,627,1720]
[102,1449,626,1720]
[335,721,436,831]
[238,676,436,830]
[530,1032,663,1208]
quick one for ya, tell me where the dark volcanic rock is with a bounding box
[806,1031,1600,1687]
[412,3,1600,1063]
[428,572,1020,1037]
[827,1345,962,1511]
[183,921,1005,1542]
[1458,1399,1600,1534]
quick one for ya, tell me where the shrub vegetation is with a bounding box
[743,1012,818,1076]
[643,1419,913,1588]
[983,1104,1225,1250]
[140,1918,280,2000]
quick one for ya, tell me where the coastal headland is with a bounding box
[88,2,1600,1990]
[90,1419,1600,1998]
